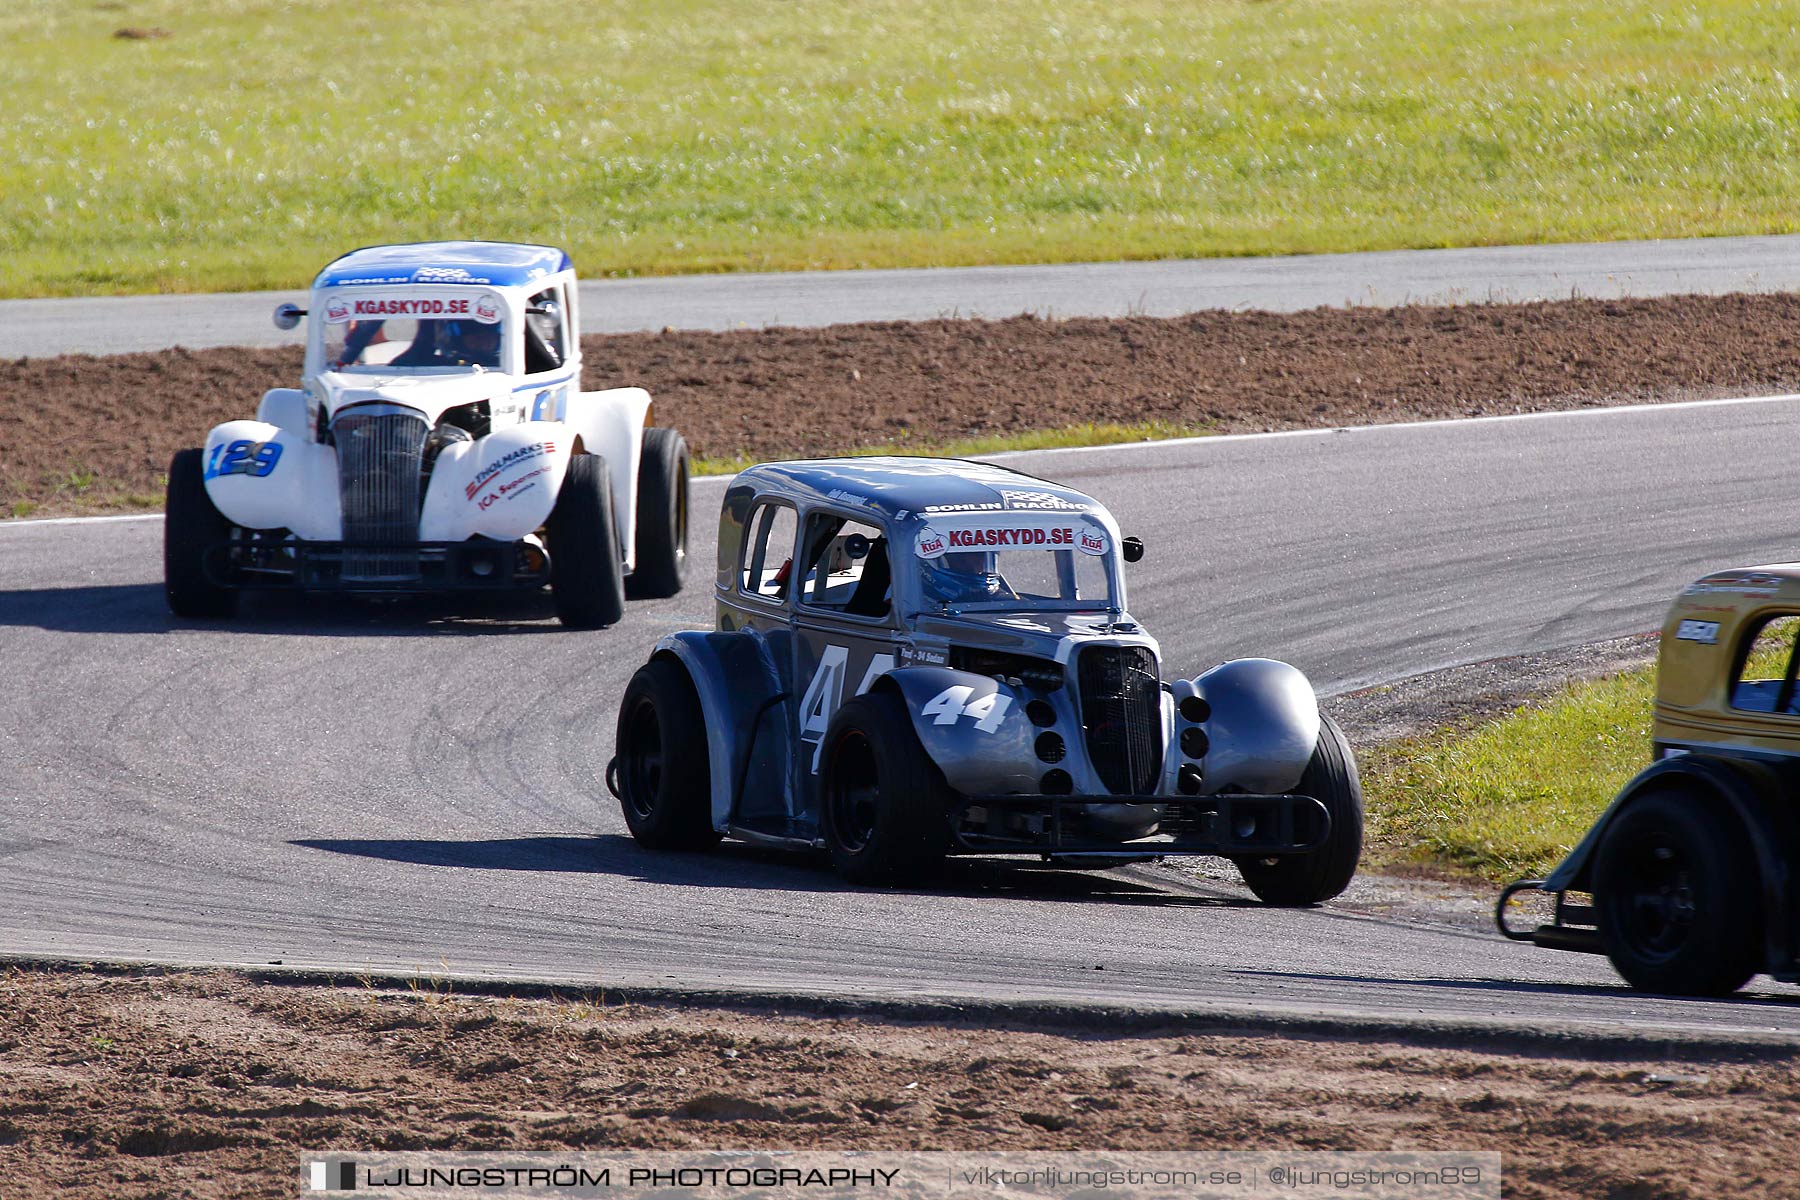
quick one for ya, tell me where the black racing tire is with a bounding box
[546,454,626,629]
[163,447,239,618]
[1234,713,1363,906]
[613,656,721,851]
[626,426,689,600]
[818,691,951,886]
[1592,788,1760,996]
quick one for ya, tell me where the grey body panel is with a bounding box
[1180,658,1322,795]
[644,458,1332,852]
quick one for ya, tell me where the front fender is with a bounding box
[1541,753,1795,973]
[420,422,571,541]
[651,630,795,831]
[878,667,1042,796]
[1542,754,1776,892]
[202,420,340,539]
[1183,658,1320,794]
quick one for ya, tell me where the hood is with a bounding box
[913,609,1153,651]
[313,370,513,425]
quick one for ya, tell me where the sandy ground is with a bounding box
[8,292,1800,515]
[1,967,1794,1200]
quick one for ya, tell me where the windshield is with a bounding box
[912,515,1116,612]
[318,290,507,372]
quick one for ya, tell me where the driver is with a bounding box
[442,319,501,367]
[921,550,1009,603]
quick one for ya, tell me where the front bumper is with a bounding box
[203,538,550,593]
[952,792,1331,856]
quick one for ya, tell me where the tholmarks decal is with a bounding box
[1676,619,1721,644]
[466,441,555,501]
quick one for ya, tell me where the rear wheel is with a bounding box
[1234,714,1363,906]
[163,447,238,618]
[613,657,720,850]
[1592,789,1759,996]
[626,427,689,599]
[819,691,950,886]
[546,455,625,629]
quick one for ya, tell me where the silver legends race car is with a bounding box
[607,456,1363,899]
[164,241,689,628]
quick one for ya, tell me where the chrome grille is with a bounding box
[1077,646,1162,795]
[332,409,428,579]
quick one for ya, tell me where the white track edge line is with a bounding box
[9,389,1800,531]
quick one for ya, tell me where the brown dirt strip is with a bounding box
[6,293,1800,518]
[1,967,1794,1199]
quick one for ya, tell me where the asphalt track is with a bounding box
[10,231,1800,356]
[4,396,1800,1040]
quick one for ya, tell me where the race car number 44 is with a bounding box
[922,686,1012,732]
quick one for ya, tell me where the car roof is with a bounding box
[1677,565,1800,608]
[733,456,1108,522]
[314,241,573,290]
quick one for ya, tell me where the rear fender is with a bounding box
[420,422,570,541]
[652,630,794,831]
[202,420,339,539]
[562,387,651,572]
[1182,658,1320,794]
[874,667,1047,795]
[1541,754,1795,971]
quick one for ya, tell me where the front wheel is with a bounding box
[546,455,626,629]
[1234,713,1363,906]
[163,447,238,618]
[819,691,951,886]
[613,657,720,851]
[626,426,689,599]
[1592,789,1759,996]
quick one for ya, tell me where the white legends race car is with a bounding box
[163,241,689,628]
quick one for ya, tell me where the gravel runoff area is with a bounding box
[8,634,1789,1200]
[8,292,1800,515]
[2,962,1793,1200]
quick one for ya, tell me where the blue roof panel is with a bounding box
[314,242,572,289]
[731,457,1107,523]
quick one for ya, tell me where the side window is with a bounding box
[738,502,797,601]
[797,515,890,620]
[1731,615,1800,713]
[523,286,566,373]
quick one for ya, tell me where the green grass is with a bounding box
[1362,665,1657,882]
[690,419,1209,476]
[6,0,1800,297]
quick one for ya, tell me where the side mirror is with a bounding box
[272,302,306,331]
[1122,536,1145,563]
[843,532,871,560]
[527,300,561,319]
